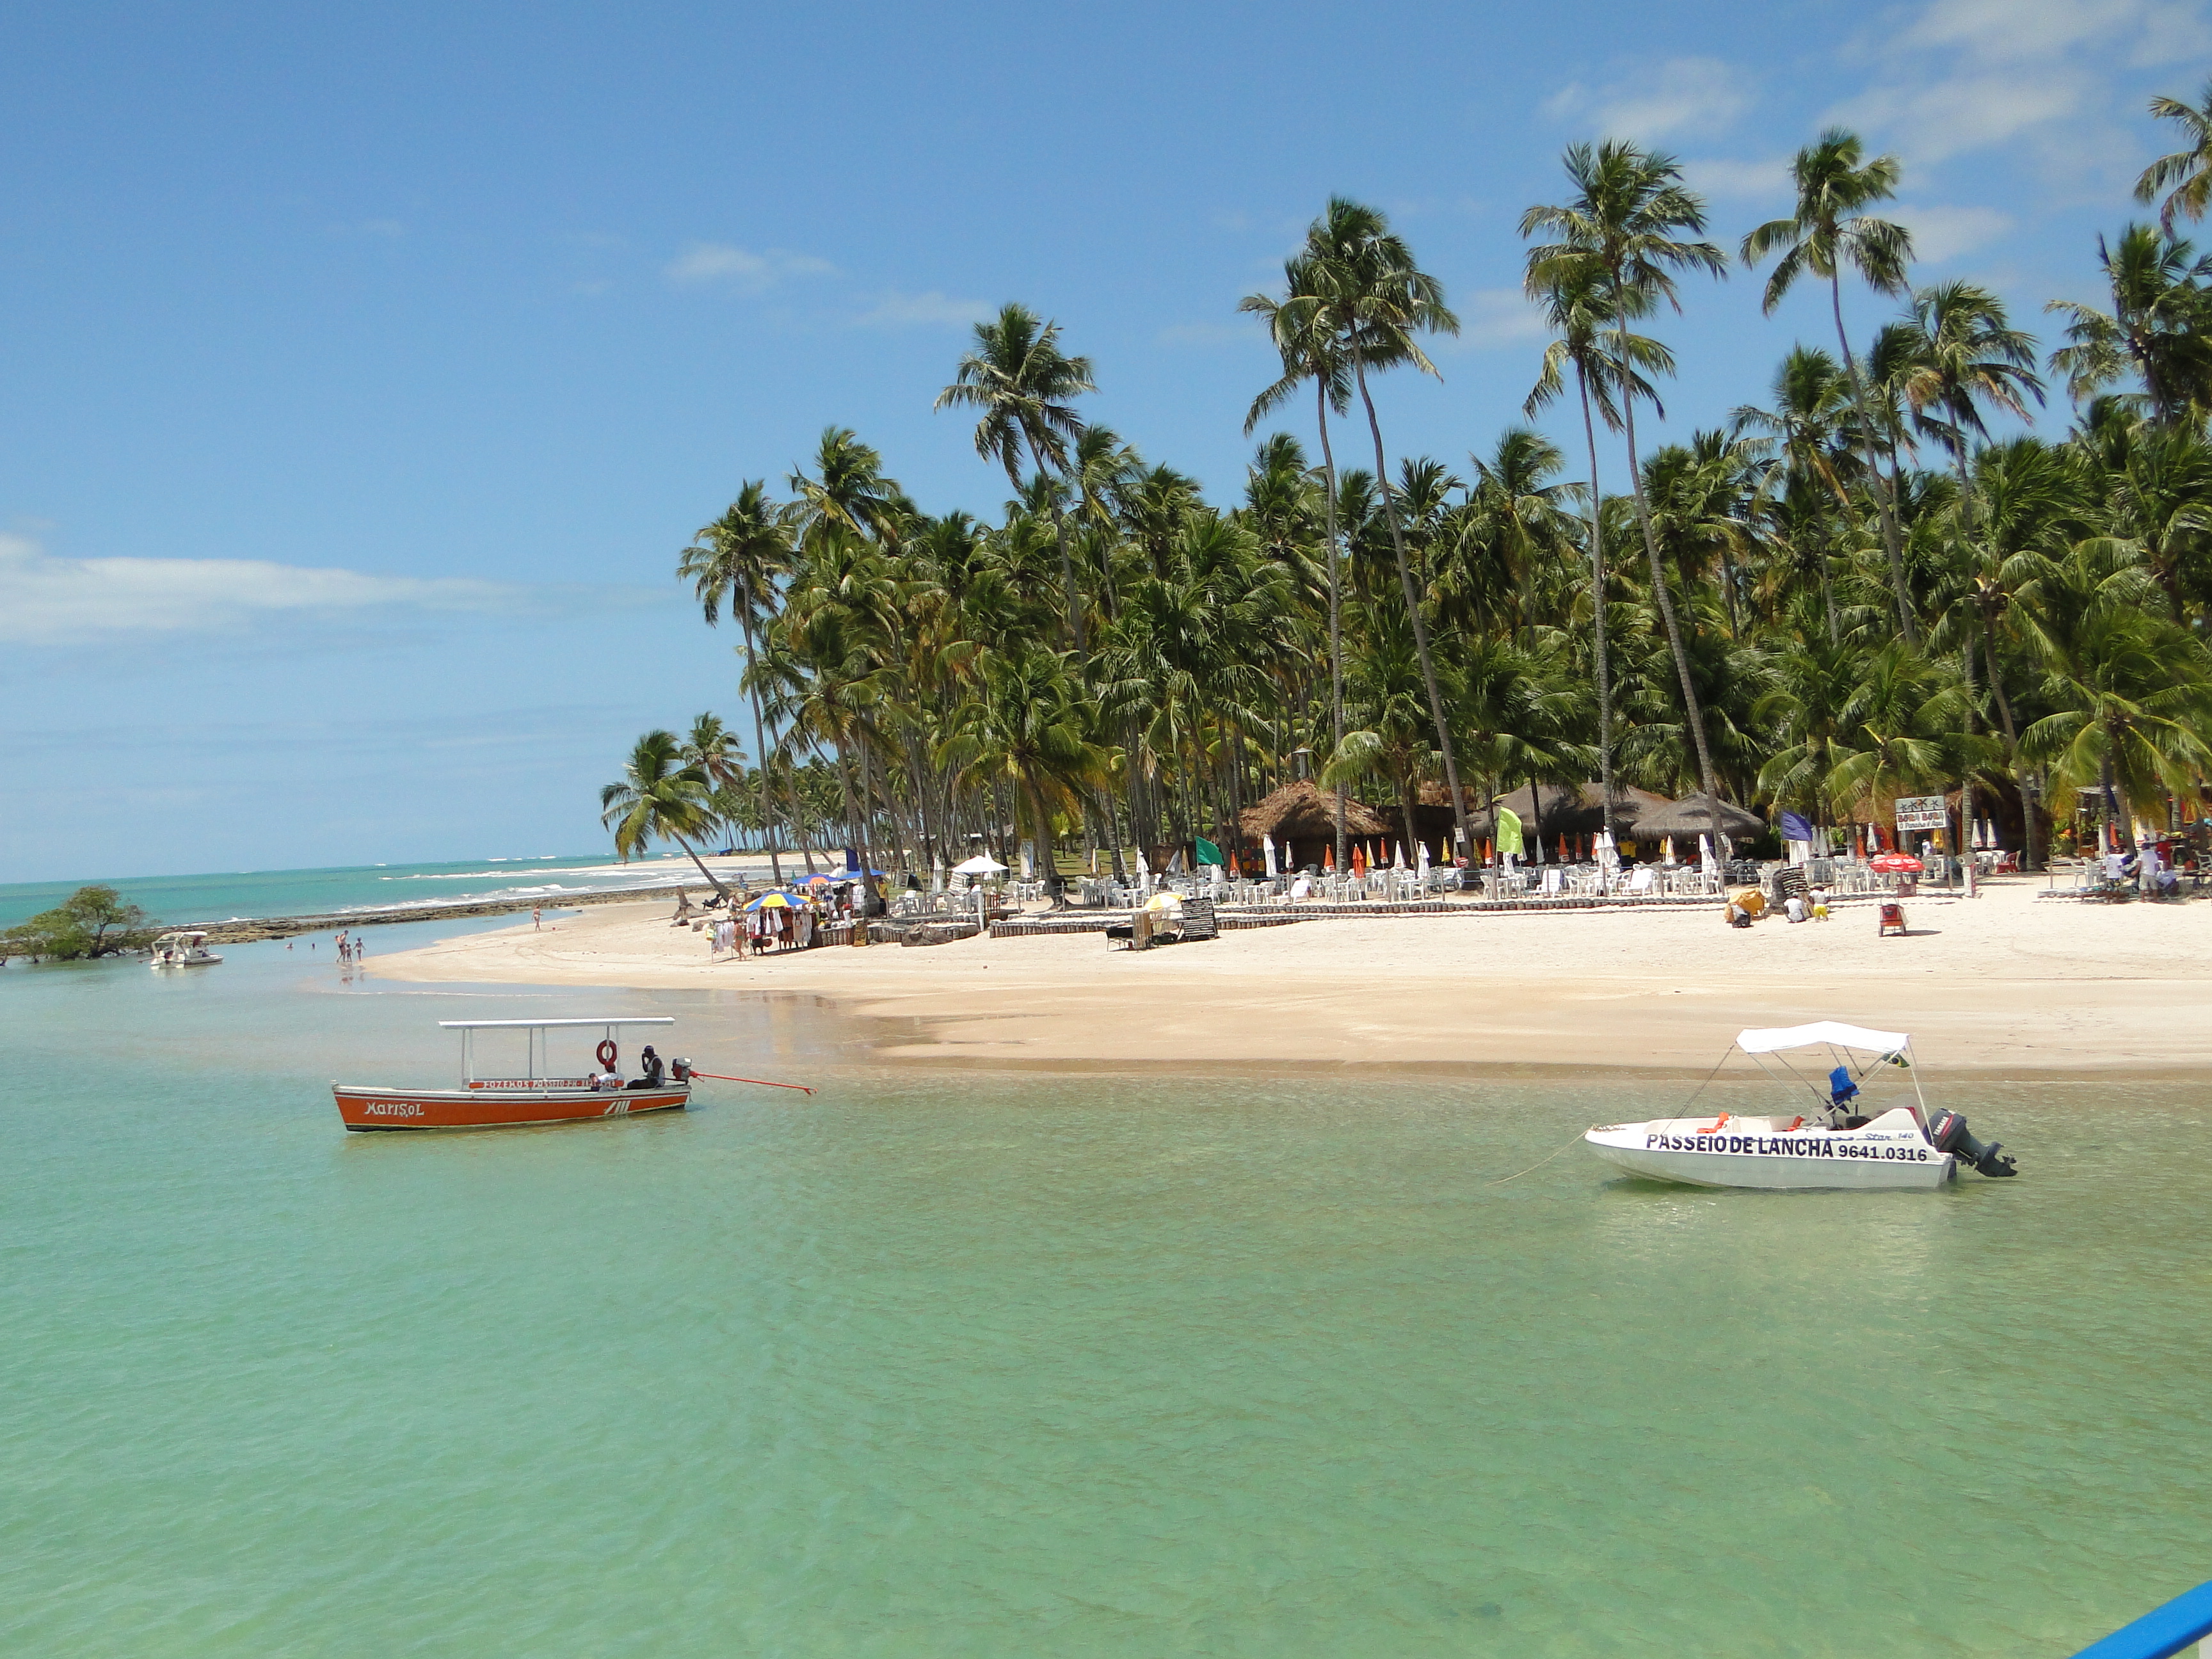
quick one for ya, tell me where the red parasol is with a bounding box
[1870,853,1923,874]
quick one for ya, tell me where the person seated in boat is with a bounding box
[591,1061,622,1091]
[629,1046,666,1090]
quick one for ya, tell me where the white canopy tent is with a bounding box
[951,854,1007,877]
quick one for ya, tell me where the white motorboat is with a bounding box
[1583,1021,2017,1191]
[148,930,223,968]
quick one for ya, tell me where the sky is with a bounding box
[4,0,2207,882]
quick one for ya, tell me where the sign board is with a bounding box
[1893,795,1949,831]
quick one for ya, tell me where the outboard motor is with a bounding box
[1926,1108,2017,1177]
[671,1057,693,1083]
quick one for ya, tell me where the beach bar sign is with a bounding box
[1893,795,1948,832]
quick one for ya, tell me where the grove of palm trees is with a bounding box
[627,104,2212,890]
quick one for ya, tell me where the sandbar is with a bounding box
[366,880,2212,1078]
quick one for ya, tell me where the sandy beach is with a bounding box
[367,879,2212,1077]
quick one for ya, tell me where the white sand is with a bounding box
[367,881,2212,1077]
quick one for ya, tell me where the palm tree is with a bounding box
[788,428,906,549]
[1300,197,1475,859]
[678,481,794,881]
[1900,281,2044,853]
[1523,142,1732,853]
[600,730,729,897]
[937,645,1109,899]
[1729,345,1861,641]
[2136,79,2212,232]
[1741,128,1920,643]
[1244,252,1357,870]
[1525,250,1659,849]
[2046,225,2212,427]
[936,303,1096,653]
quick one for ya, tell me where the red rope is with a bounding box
[687,1071,815,1095]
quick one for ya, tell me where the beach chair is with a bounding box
[1878,902,1907,937]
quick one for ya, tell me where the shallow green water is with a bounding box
[3,934,2208,1655]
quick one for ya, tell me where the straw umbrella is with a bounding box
[1237,781,1389,872]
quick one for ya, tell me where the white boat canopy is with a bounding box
[1736,1021,1909,1055]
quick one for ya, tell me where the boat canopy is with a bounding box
[438,1018,674,1030]
[1736,1021,1909,1055]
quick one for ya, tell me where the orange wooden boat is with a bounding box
[333,1017,691,1131]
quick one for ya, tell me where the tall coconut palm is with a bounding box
[788,428,906,550]
[1523,142,1732,853]
[2046,225,2212,427]
[2136,79,2212,232]
[1300,197,1475,859]
[1900,280,2045,854]
[936,303,1096,653]
[600,730,729,897]
[1525,250,1661,849]
[1729,344,1861,641]
[678,480,795,881]
[1243,251,1357,870]
[1741,128,1919,643]
[937,645,1109,897]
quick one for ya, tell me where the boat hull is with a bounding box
[1585,1113,1954,1191]
[333,1082,690,1132]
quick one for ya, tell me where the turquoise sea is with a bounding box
[3,930,2208,1656]
[0,853,735,930]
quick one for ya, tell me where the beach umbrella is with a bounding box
[1869,853,1923,874]
[952,854,1007,876]
[1395,841,1407,869]
[1417,841,1431,875]
[744,892,792,911]
[1263,833,1278,878]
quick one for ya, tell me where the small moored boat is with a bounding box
[148,931,223,968]
[1584,1021,2017,1191]
[333,1017,691,1132]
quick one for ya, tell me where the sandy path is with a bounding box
[367,882,2212,1077]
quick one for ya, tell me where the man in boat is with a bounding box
[629,1046,666,1090]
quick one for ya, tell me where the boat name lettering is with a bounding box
[1642,1132,1931,1162]
[362,1102,425,1118]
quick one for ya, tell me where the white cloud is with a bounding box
[1544,57,1752,142]
[1453,288,1548,349]
[851,289,992,328]
[1681,156,1793,204]
[664,242,836,291]
[0,533,524,645]
[1827,0,2212,173]
[1891,202,2016,260]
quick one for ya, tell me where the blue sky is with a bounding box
[4,0,2205,881]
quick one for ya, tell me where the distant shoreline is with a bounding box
[179,876,714,943]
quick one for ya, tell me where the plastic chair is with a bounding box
[1879,902,1907,937]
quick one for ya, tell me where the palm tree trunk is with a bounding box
[1050,501,1086,657]
[1831,270,1919,645]
[1316,380,1349,874]
[1574,367,1617,856]
[1354,360,1472,858]
[737,585,784,885]
[670,834,731,900]
[1978,605,2039,869]
[1614,326,1726,860]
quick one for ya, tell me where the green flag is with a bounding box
[1495,806,1523,857]
[1194,835,1224,867]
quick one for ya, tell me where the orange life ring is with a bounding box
[596,1039,618,1068]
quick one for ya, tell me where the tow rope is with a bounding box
[687,1070,815,1095]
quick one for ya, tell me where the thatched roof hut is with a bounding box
[1238,781,1388,869]
[1631,792,1764,839]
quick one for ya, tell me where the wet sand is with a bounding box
[367,880,2212,1077]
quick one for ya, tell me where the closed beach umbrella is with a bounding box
[1263,833,1278,878]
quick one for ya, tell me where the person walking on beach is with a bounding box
[533,907,541,931]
